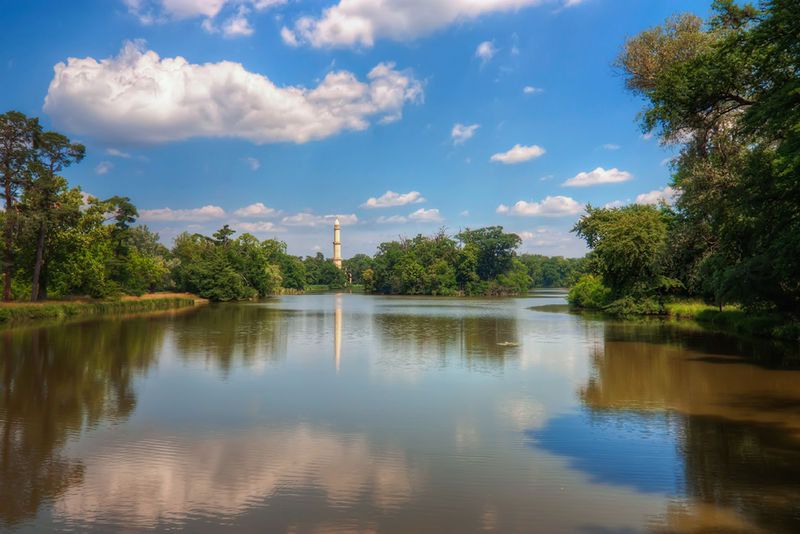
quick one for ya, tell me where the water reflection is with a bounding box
[54,425,421,531]
[171,304,289,373]
[534,326,800,533]
[335,294,342,372]
[0,317,164,528]
[4,295,800,533]
[373,308,520,371]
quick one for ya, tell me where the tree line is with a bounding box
[569,0,799,315]
[358,227,586,296]
[0,112,585,302]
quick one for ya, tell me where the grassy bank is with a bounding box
[0,293,204,323]
[663,301,799,342]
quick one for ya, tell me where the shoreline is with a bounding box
[0,293,206,324]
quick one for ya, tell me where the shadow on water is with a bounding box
[529,330,800,533]
[0,316,167,529]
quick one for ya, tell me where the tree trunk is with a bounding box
[38,260,47,301]
[2,181,11,301]
[30,218,46,302]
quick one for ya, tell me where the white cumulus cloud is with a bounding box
[562,167,632,187]
[451,123,479,145]
[361,190,425,208]
[496,196,582,217]
[490,144,546,164]
[106,148,131,158]
[123,0,286,35]
[236,220,279,233]
[233,202,276,218]
[475,41,498,63]
[139,205,226,221]
[44,41,422,145]
[282,0,579,48]
[281,213,358,227]
[636,186,678,206]
[408,208,443,222]
[523,86,543,94]
[376,215,408,224]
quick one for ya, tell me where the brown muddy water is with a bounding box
[2,291,799,533]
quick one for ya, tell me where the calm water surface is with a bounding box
[2,292,800,533]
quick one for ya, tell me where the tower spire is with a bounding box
[333,217,342,269]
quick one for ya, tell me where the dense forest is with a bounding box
[569,0,799,316]
[0,115,581,302]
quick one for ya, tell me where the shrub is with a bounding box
[567,275,611,309]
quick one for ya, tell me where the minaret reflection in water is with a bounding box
[334,294,342,373]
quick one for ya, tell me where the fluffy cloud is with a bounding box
[475,41,498,63]
[233,202,276,218]
[361,190,425,208]
[139,205,226,221]
[523,86,543,94]
[282,0,579,48]
[408,208,443,222]
[451,123,479,145]
[490,144,546,164]
[281,213,358,227]
[44,42,422,145]
[235,220,279,233]
[562,167,632,187]
[106,148,131,158]
[636,186,678,206]
[514,226,587,256]
[376,215,407,224]
[123,0,286,36]
[95,161,114,175]
[496,196,582,217]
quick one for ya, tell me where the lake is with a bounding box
[2,291,799,533]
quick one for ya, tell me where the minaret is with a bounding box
[333,217,342,269]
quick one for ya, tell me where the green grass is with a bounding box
[663,300,799,342]
[664,300,738,318]
[0,297,198,324]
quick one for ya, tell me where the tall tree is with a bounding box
[0,112,40,301]
[28,132,84,301]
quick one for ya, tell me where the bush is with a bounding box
[602,295,664,316]
[567,275,611,309]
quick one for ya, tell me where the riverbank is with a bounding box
[663,301,800,342]
[0,293,205,323]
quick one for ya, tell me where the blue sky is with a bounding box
[0,0,710,258]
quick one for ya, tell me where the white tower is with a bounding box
[333,217,342,269]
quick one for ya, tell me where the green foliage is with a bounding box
[520,254,588,288]
[567,275,611,310]
[170,229,286,302]
[573,204,671,298]
[615,0,800,313]
[456,226,521,280]
[365,226,525,296]
[0,297,196,323]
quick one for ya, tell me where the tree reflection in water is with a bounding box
[170,304,289,373]
[0,316,166,528]
[573,327,800,533]
[373,311,520,371]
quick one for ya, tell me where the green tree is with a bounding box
[573,204,672,299]
[0,111,40,301]
[456,226,521,280]
[26,132,85,300]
